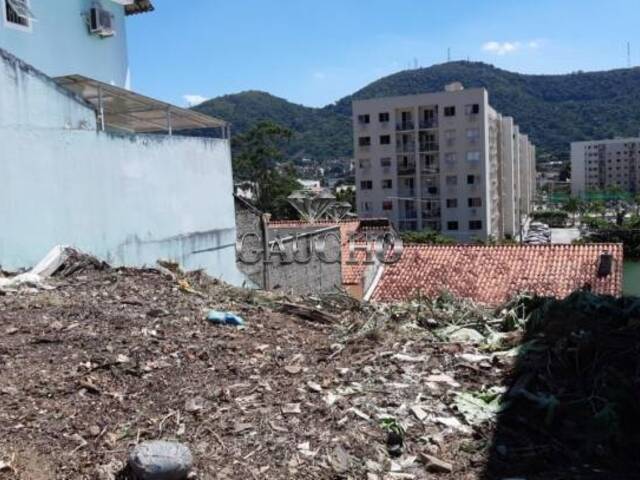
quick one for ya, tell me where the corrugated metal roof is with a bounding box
[55,75,226,134]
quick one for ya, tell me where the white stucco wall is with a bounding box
[0,49,244,285]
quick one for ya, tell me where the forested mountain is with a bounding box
[194,61,640,162]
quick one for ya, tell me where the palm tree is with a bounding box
[563,196,580,226]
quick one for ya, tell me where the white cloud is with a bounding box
[482,41,521,55]
[183,94,209,107]
[312,71,327,80]
[482,39,546,56]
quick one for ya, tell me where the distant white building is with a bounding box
[571,137,640,196]
[352,83,536,240]
[298,179,322,191]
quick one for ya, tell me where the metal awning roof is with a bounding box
[55,75,226,135]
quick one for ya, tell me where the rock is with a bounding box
[425,374,460,388]
[128,440,193,480]
[447,328,485,343]
[329,446,350,473]
[393,353,427,363]
[89,425,101,437]
[184,397,205,413]
[419,452,453,473]
[306,381,322,393]
[410,405,428,422]
[386,431,403,458]
[282,403,301,415]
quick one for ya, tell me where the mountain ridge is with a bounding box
[193,61,640,162]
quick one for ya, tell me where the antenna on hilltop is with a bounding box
[628,42,632,68]
[447,47,451,62]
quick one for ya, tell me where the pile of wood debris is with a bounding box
[1,253,639,479]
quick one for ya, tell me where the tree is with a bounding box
[634,193,640,216]
[587,200,607,221]
[232,121,299,219]
[335,187,356,211]
[562,196,581,226]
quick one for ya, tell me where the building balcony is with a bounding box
[398,188,416,197]
[421,166,440,175]
[396,121,415,131]
[401,211,418,220]
[419,142,439,152]
[397,165,416,175]
[422,209,441,219]
[419,119,438,129]
[396,143,415,153]
[421,187,439,197]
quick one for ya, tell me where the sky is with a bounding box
[127,0,639,108]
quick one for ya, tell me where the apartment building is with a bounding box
[571,137,640,196]
[352,83,536,241]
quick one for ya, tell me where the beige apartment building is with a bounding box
[352,83,536,241]
[571,137,640,196]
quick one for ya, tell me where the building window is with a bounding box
[447,221,459,231]
[444,106,456,117]
[358,114,370,124]
[4,0,33,28]
[466,151,481,163]
[467,175,479,185]
[380,135,391,145]
[358,158,371,169]
[466,128,480,143]
[445,175,457,186]
[444,152,456,164]
[359,137,371,147]
[360,180,373,190]
[380,157,391,168]
[427,186,438,195]
[379,112,390,123]
[382,179,393,189]
[468,197,482,207]
[445,129,456,146]
[382,201,393,211]
[465,104,480,115]
[469,220,483,230]
[446,198,458,208]
[361,201,371,212]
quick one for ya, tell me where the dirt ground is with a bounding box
[2,259,639,479]
[0,261,511,480]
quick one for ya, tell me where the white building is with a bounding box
[0,1,245,284]
[352,83,535,241]
[571,137,640,196]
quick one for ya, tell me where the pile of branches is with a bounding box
[487,291,640,478]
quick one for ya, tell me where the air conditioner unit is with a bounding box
[89,5,115,37]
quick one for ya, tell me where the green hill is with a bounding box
[194,61,640,162]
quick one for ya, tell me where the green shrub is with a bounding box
[401,230,456,245]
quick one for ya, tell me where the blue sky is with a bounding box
[127,0,638,108]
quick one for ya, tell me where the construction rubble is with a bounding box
[1,250,640,479]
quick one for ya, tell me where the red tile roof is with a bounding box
[371,244,623,306]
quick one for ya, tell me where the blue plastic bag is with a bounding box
[207,310,245,326]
